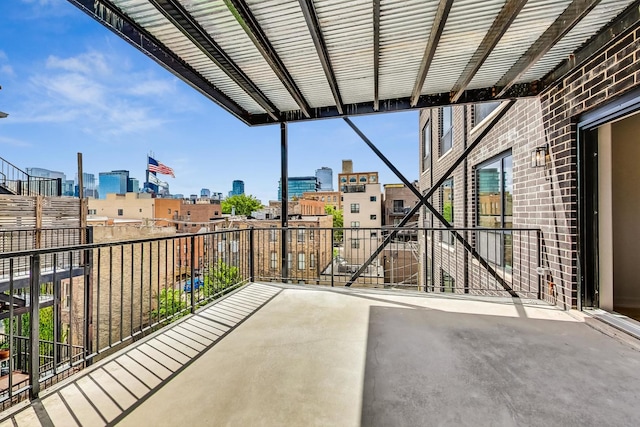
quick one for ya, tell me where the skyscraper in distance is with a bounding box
[98,170,129,199]
[315,167,333,191]
[229,180,244,197]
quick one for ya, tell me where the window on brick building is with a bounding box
[117,209,123,216]
[298,252,306,270]
[440,178,454,245]
[270,251,278,270]
[287,252,292,270]
[476,151,513,268]
[297,228,305,243]
[474,101,501,126]
[422,119,431,171]
[440,106,453,155]
[310,253,316,268]
[269,225,278,242]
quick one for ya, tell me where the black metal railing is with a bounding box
[0,157,62,197]
[0,225,541,407]
[249,227,540,295]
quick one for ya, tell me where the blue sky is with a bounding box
[0,0,419,203]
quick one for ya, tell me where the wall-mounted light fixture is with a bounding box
[531,144,550,169]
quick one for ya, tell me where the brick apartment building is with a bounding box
[215,215,333,283]
[383,183,420,228]
[418,6,640,316]
[302,190,341,210]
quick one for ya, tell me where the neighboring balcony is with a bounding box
[1,226,637,425]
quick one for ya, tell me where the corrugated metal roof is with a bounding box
[517,0,636,83]
[70,0,639,125]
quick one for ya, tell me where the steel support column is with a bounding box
[28,254,41,399]
[280,123,289,282]
[343,101,518,296]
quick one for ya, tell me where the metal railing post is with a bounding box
[29,254,41,399]
[537,230,542,300]
[249,227,255,282]
[423,229,428,292]
[190,235,196,313]
[331,228,335,287]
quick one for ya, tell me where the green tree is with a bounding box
[222,194,263,216]
[3,306,67,356]
[152,288,187,320]
[325,205,344,242]
[204,262,241,296]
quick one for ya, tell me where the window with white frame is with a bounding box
[350,203,360,213]
[440,106,453,155]
[298,252,306,270]
[422,119,431,171]
[270,251,278,270]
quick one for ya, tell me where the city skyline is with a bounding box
[0,1,418,204]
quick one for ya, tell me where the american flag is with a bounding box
[148,156,175,178]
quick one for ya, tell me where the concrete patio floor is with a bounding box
[2,283,640,426]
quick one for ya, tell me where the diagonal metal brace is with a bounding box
[343,100,518,296]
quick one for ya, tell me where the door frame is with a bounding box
[576,87,640,310]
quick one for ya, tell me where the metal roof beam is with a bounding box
[247,83,537,125]
[450,0,528,103]
[298,0,345,115]
[373,0,380,111]
[66,0,255,125]
[410,0,454,107]
[148,0,280,121]
[224,0,312,118]
[496,0,601,97]
[543,0,640,87]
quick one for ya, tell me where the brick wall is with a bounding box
[537,23,640,307]
[417,20,640,308]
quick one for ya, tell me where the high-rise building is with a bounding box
[229,180,245,197]
[26,167,66,181]
[278,176,319,201]
[128,178,140,193]
[63,180,75,196]
[76,173,98,198]
[201,188,211,198]
[99,170,129,199]
[315,167,333,191]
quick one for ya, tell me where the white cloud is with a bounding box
[20,0,64,6]
[0,136,31,147]
[128,79,176,97]
[11,50,185,137]
[46,52,111,76]
[0,65,14,76]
